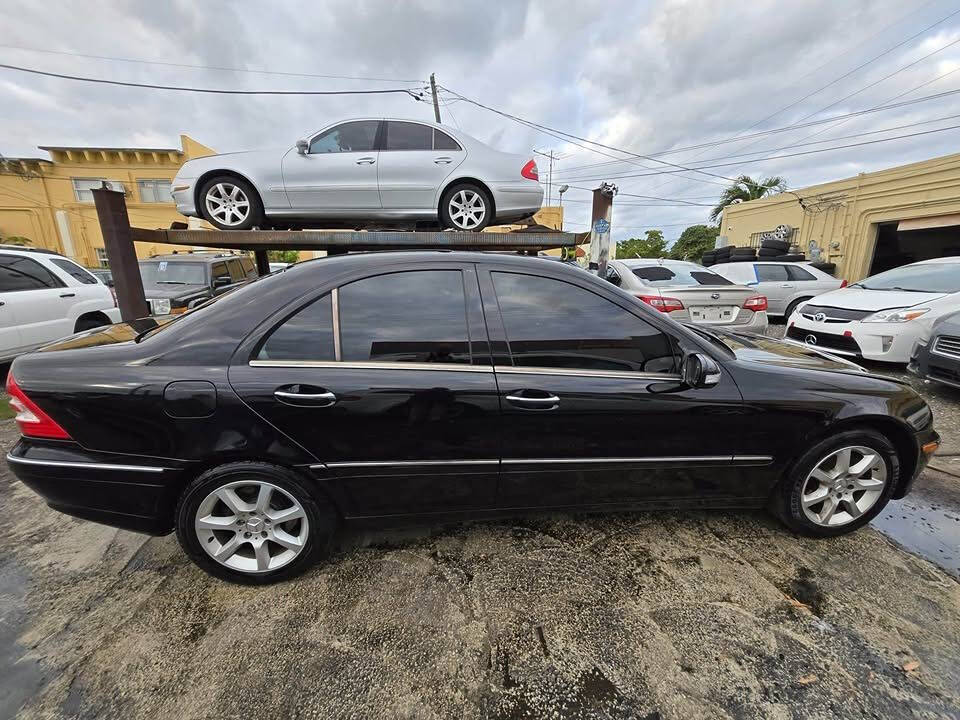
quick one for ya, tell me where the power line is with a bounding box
[0,44,424,83]
[0,62,426,97]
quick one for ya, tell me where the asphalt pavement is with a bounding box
[1,331,959,719]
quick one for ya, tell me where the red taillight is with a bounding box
[521,159,539,181]
[743,295,768,312]
[5,373,72,440]
[637,294,684,312]
[840,279,848,288]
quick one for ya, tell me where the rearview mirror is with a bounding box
[682,352,721,388]
[296,138,308,155]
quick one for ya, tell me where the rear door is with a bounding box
[229,262,501,517]
[753,264,792,314]
[281,120,382,211]
[0,254,73,352]
[376,121,465,209]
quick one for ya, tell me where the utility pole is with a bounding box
[429,73,442,123]
[534,149,561,206]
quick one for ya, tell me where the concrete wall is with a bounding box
[719,151,960,281]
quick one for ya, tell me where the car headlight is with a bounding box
[149,298,172,315]
[862,307,930,323]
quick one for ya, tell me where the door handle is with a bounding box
[434,157,452,164]
[355,157,376,165]
[59,293,75,298]
[779,284,794,288]
[505,393,560,409]
[274,389,337,407]
[0,301,5,307]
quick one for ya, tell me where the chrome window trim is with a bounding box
[6,454,169,473]
[331,287,342,361]
[249,359,492,372]
[493,365,682,381]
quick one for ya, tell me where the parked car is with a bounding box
[785,258,960,363]
[6,252,938,584]
[171,118,544,232]
[86,267,113,287]
[710,261,845,319]
[605,258,768,331]
[909,310,960,389]
[139,252,258,315]
[0,246,119,361]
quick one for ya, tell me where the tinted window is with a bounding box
[629,264,733,287]
[258,294,334,361]
[493,272,676,373]
[211,262,230,283]
[786,265,816,281]
[755,265,789,282]
[240,256,258,278]
[227,259,245,282]
[859,263,960,293]
[339,271,470,363]
[309,121,379,154]
[51,258,98,284]
[433,129,461,151]
[385,122,433,151]
[140,261,206,286]
[0,255,62,292]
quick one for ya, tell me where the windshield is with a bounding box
[858,263,960,293]
[139,261,206,285]
[630,264,734,287]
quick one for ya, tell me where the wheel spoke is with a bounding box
[834,448,852,475]
[818,497,838,524]
[854,476,884,491]
[271,528,304,551]
[255,484,273,513]
[229,185,240,200]
[844,498,862,518]
[268,505,305,523]
[254,540,271,571]
[214,535,242,561]
[216,487,251,514]
[848,453,878,477]
[802,487,830,508]
[214,183,228,200]
[197,514,238,531]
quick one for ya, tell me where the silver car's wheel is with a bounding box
[195,479,310,574]
[800,445,888,527]
[204,182,250,227]
[448,189,487,230]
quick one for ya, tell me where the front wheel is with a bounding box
[440,183,492,231]
[175,462,338,584]
[198,176,264,231]
[769,429,899,537]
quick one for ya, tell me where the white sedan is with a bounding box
[172,118,544,232]
[785,257,960,363]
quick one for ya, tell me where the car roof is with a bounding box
[0,244,61,257]
[914,257,960,265]
[616,258,702,268]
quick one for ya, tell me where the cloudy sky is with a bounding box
[3,0,960,244]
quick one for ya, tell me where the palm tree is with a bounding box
[709,175,788,222]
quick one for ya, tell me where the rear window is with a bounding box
[51,258,99,284]
[630,265,734,287]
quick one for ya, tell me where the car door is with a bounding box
[753,264,792,315]
[0,254,73,353]
[478,264,757,509]
[48,257,111,308]
[281,120,382,211]
[228,263,501,517]
[376,121,466,210]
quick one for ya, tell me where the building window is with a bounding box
[72,178,121,202]
[95,248,109,267]
[137,179,173,203]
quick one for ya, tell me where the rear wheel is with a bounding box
[75,314,110,332]
[199,176,264,231]
[175,462,338,584]
[769,429,898,537]
[440,182,492,231]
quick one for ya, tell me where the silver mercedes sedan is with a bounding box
[172,118,544,232]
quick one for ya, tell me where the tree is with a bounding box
[617,229,666,258]
[267,250,299,264]
[709,175,787,222]
[670,224,719,261]
[0,233,31,246]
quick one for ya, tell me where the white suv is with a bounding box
[0,246,120,361]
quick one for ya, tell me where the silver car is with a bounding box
[172,118,544,232]
[606,258,768,331]
[710,261,845,319]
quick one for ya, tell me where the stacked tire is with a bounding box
[701,249,717,266]
[730,246,757,262]
[757,225,805,262]
[712,245,733,264]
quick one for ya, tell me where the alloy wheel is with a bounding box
[204,182,250,227]
[448,189,486,230]
[801,445,887,527]
[194,480,309,574]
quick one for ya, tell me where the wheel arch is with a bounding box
[438,177,497,218]
[194,169,262,215]
[73,310,112,332]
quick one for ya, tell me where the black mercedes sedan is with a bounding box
[5,252,940,584]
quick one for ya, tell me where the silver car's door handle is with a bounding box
[779,283,794,288]
[355,157,376,165]
[434,157,453,164]
[274,390,337,406]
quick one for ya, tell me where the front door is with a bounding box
[376,121,465,209]
[281,120,382,211]
[0,254,73,354]
[229,264,500,517]
[479,265,757,509]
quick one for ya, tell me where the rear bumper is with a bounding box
[669,308,767,331]
[490,182,544,216]
[6,439,190,535]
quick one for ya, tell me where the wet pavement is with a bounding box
[0,330,959,719]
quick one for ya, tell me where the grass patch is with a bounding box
[0,393,15,420]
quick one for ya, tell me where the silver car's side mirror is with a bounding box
[682,352,721,388]
[296,138,309,155]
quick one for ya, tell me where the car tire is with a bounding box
[198,176,264,231]
[440,182,493,232]
[730,246,756,256]
[783,297,810,320]
[760,238,790,253]
[175,461,339,584]
[757,247,782,257]
[768,429,899,537]
[75,314,111,332]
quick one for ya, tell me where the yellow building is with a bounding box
[719,151,960,281]
[0,135,215,266]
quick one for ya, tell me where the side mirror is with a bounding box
[682,352,721,388]
[213,276,231,288]
[295,138,309,155]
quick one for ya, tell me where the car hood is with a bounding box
[708,328,868,374]
[141,283,208,299]
[807,286,946,311]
